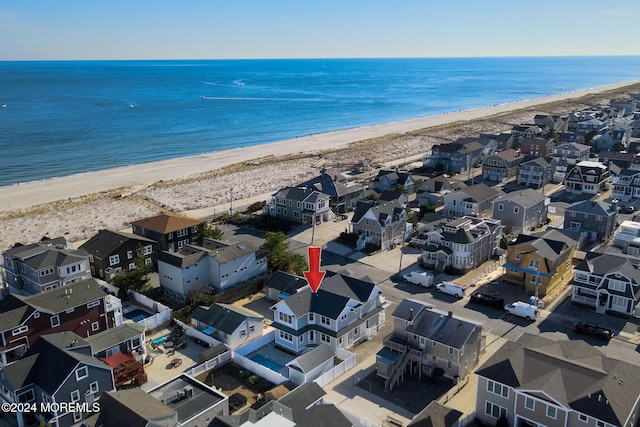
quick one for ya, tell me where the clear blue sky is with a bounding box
[1,0,638,60]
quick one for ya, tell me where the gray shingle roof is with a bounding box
[299,170,363,198]
[351,200,405,225]
[460,183,502,203]
[17,277,108,315]
[278,382,326,416]
[286,343,335,374]
[80,229,156,259]
[404,308,479,349]
[493,188,546,208]
[191,303,262,334]
[408,401,463,427]
[566,200,616,216]
[264,271,309,294]
[86,323,146,355]
[96,389,177,427]
[476,334,640,426]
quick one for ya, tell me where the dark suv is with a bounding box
[573,321,614,340]
[469,292,505,309]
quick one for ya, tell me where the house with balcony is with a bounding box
[551,142,591,174]
[370,169,415,194]
[516,156,557,189]
[563,200,617,242]
[80,229,159,281]
[519,137,553,157]
[191,303,263,348]
[575,117,605,137]
[0,277,122,368]
[157,238,267,302]
[416,175,463,208]
[349,200,408,251]
[502,234,574,297]
[442,183,502,218]
[423,139,487,173]
[376,299,483,391]
[491,189,548,235]
[2,236,91,296]
[613,220,640,256]
[511,124,541,141]
[267,186,332,224]
[0,332,116,427]
[131,212,202,252]
[571,250,640,317]
[298,167,365,213]
[595,125,631,152]
[475,333,640,427]
[481,149,526,182]
[611,168,640,203]
[270,273,385,353]
[421,216,503,273]
[564,161,610,195]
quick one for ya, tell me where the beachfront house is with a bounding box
[157,238,267,302]
[421,216,503,273]
[516,156,557,189]
[0,278,123,367]
[2,236,91,296]
[370,169,415,194]
[423,139,488,173]
[131,212,202,252]
[491,189,548,235]
[0,333,116,427]
[571,250,640,317]
[349,200,409,251]
[510,124,542,141]
[190,303,263,348]
[297,167,365,213]
[442,183,502,218]
[266,186,332,224]
[551,142,591,174]
[481,149,526,182]
[563,200,617,242]
[502,234,574,297]
[270,273,385,353]
[475,334,640,427]
[377,299,483,391]
[79,229,159,281]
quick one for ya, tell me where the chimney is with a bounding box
[598,395,602,402]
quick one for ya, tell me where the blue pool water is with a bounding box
[124,308,151,323]
[248,354,285,373]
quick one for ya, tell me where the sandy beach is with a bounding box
[1,79,639,252]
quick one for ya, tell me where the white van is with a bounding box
[435,281,465,298]
[504,301,538,321]
[403,270,433,287]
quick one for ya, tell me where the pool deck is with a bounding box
[246,342,297,376]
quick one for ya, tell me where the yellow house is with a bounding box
[503,234,574,297]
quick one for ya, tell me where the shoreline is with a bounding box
[2,79,639,213]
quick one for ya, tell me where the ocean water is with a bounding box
[1,56,639,187]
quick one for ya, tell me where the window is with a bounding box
[129,262,136,270]
[514,206,520,214]
[167,232,174,239]
[608,279,626,292]
[320,333,331,343]
[143,245,153,255]
[91,321,99,331]
[448,347,454,355]
[498,204,504,211]
[249,325,255,333]
[127,250,133,259]
[75,366,88,381]
[40,267,54,276]
[70,390,80,402]
[447,360,452,369]
[89,380,99,391]
[279,331,293,342]
[17,389,35,403]
[87,300,100,309]
[515,252,520,260]
[525,396,535,410]
[293,211,301,218]
[547,405,557,419]
[485,402,507,419]
[191,226,199,233]
[33,312,40,319]
[579,414,588,423]
[51,315,60,328]
[309,313,314,322]
[108,254,120,266]
[528,259,539,269]
[240,329,246,337]
[320,316,331,326]
[66,307,74,314]
[177,228,188,237]
[596,421,605,427]
[144,258,152,266]
[487,380,509,398]
[278,312,292,324]
[73,412,83,423]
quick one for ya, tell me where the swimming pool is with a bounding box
[124,308,151,323]
[248,354,285,373]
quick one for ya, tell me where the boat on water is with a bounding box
[200,95,206,99]
[129,104,135,108]
[1,104,6,108]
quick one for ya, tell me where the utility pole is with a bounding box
[397,217,406,276]
[229,187,234,216]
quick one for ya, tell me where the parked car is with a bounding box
[469,292,504,309]
[504,301,538,320]
[573,321,614,340]
[435,281,465,298]
[402,270,433,287]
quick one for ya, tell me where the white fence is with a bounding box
[102,282,172,330]
[233,330,289,385]
[234,330,276,356]
[314,348,356,387]
[184,350,232,378]
[173,318,222,348]
[339,406,381,427]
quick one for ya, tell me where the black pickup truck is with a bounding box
[469,292,505,309]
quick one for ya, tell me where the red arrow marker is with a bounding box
[304,246,325,293]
